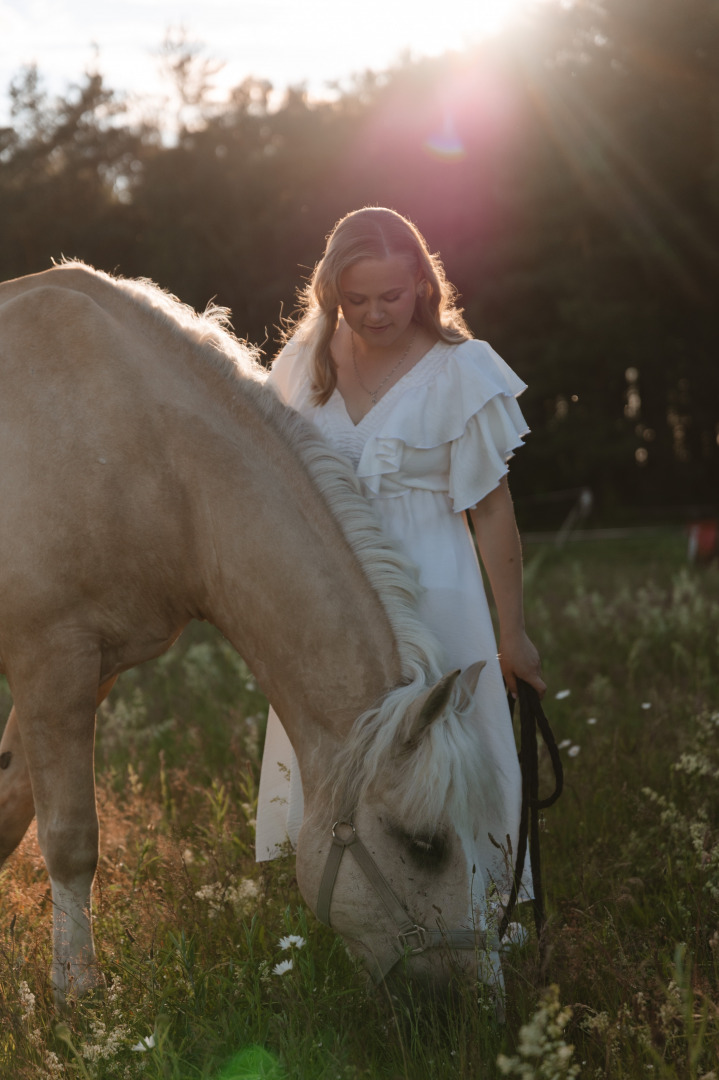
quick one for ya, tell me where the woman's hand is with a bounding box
[498,628,546,699]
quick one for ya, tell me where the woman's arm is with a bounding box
[469,477,546,698]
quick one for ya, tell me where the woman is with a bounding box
[255,206,545,875]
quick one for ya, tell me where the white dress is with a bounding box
[255,336,530,891]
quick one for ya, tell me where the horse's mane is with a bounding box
[56,261,490,830]
[55,258,266,381]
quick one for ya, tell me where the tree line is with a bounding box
[1,0,717,522]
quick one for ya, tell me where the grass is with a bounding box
[1,533,718,1078]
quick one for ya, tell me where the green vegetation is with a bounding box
[1,535,717,1078]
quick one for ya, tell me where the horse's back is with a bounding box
[0,263,330,683]
[0,267,170,511]
[0,267,208,653]
[1,265,165,387]
[0,265,131,366]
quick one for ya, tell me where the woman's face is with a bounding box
[339,256,420,350]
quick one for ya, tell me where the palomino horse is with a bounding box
[0,263,513,1003]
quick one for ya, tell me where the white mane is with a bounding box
[56,262,489,830]
[261,399,493,832]
[56,258,266,381]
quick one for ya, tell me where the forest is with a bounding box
[1,0,717,522]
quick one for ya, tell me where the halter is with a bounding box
[316,817,489,983]
[315,680,564,982]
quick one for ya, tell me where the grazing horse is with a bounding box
[0,263,513,1003]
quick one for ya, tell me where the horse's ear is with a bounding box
[402,669,461,750]
[459,660,487,701]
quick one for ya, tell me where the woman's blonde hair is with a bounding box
[284,207,471,405]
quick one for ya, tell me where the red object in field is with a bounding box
[687,519,719,564]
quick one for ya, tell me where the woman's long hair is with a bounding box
[282,207,472,405]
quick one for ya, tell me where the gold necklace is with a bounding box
[351,326,417,406]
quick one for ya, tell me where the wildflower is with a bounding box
[18,980,36,1022]
[581,1011,610,1034]
[195,877,258,917]
[131,1033,156,1052]
[273,959,294,975]
[227,877,259,911]
[641,702,652,710]
[82,1018,131,1061]
[43,1050,65,1079]
[279,934,306,950]
[558,739,572,749]
[568,745,581,758]
[497,984,579,1078]
[586,717,598,725]
[555,689,571,700]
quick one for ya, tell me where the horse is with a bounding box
[0,262,513,1005]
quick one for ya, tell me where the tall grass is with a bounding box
[1,533,717,1078]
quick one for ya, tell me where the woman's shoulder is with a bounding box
[402,337,526,413]
[270,332,311,371]
[267,334,313,406]
[442,338,527,399]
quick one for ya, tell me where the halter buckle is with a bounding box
[398,925,428,954]
[331,820,356,844]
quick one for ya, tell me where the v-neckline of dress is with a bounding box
[332,342,443,430]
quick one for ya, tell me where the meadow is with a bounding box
[1,532,717,1079]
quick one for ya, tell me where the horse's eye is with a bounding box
[386,820,448,868]
[412,836,434,853]
[407,831,447,868]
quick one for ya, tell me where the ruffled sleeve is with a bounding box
[355,339,529,512]
[448,387,528,511]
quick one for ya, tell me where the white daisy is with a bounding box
[279,934,306,950]
[131,1034,156,1052]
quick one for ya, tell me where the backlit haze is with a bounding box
[0,0,539,122]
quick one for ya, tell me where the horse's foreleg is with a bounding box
[0,676,117,869]
[11,652,111,1003]
[0,706,36,864]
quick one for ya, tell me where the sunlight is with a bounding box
[0,0,551,129]
[330,0,535,73]
[411,0,532,49]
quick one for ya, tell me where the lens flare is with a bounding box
[216,1045,285,1080]
[424,109,466,161]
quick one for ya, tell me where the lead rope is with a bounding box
[498,678,564,946]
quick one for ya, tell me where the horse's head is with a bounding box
[295,661,508,1002]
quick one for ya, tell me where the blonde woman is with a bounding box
[255,207,545,875]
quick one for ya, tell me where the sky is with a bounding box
[0,0,535,123]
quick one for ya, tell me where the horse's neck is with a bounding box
[35,266,404,779]
[190,410,402,777]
